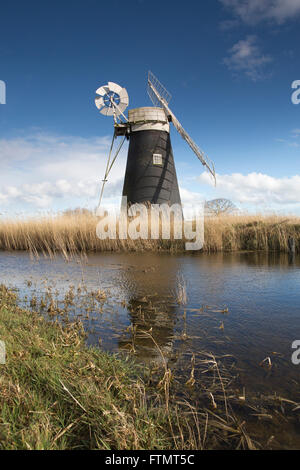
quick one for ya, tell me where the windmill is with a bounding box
[95,72,216,208]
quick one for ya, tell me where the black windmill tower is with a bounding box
[95,72,216,208]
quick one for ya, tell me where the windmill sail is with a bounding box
[147,71,216,184]
[95,82,129,120]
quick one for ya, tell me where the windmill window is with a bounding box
[153,154,163,166]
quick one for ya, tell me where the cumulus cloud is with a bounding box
[0,132,127,212]
[197,171,300,210]
[1,131,299,215]
[0,131,209,215]
[223,35,272,80]
[220,0,300,25]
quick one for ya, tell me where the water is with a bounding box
[1,250,300,448]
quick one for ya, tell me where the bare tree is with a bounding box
[205,198,237,216]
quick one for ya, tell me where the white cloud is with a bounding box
[0,131,209,215]
[276,138,299,147]
[0,132,127,212]
[220,0,300,25]
[1,131,299,216]
[223,35,272,80]
[197,171,300,210]
[275,129,300,147]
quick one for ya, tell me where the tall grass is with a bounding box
[0,212,299,256]
[203,214,300,253]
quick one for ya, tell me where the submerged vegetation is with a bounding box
[0,212,299,257]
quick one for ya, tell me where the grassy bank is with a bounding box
[0,285,260,450]
[0,285,172,450]
[0,212,299,256]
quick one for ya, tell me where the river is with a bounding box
[1,250,300,448]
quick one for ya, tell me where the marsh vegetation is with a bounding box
[0,212,299,256]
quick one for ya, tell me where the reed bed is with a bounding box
[0,212,299,256]
[204,214,300,253]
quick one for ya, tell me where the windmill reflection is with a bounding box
[118,293,179,364]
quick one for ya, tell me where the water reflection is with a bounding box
[1,250,300,449]
[288,252,296,266]
[118,294,179,363]
[0,250,300,395]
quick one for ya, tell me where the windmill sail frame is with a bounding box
[147,71,216,184]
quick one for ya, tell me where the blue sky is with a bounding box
[0,0,300,215]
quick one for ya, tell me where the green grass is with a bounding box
[0,285,176,450]
[0,285,263,450]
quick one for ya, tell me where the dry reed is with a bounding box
[0,211,299,256]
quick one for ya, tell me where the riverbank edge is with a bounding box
[0,285,182,450]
